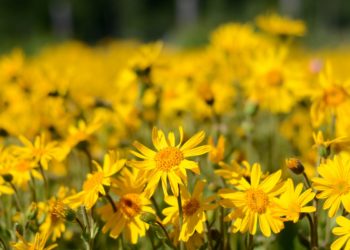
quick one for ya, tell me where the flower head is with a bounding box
[129,127,211,197]
[331,216,350,250]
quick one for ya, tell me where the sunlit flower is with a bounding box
[67,151,125,209]
[331,216,350,250]
[129,127,211,197]
[312,154,350,217]
[215,160,252,185]
[275,179,315,223]
[219,163,285,236]
[162,180,216,241]
[98,168,154,244]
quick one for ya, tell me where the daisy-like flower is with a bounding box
[313,131,350,156]
[310,63,350,127]
[162,180,216,242]
[331,216,350,250]
[67,151,125,209]
[39,187,75,241]
[129,127,211,197]
[219,163,285,237]
[14,133,68,170]
[11,232,57,250]
[312,154,350,217]
[98,168,154,244]
[275,179,315,223]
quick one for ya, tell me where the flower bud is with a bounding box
[140,212,157,224]
[286,158,304,175]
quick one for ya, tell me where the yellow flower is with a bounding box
[129,127,211,197]
[215,160,252,185]
[40,187,74,241]
[245,46,305,113]
[312,154,350,217]
[219,163,285,236]
[162,180,216,242]
[208,135,225,164]
[275,179,315,223]
[98,168,154,244]
[256,13,306,37]
[313,131,350,155]
[14,133,68,170]
[11,232,57,250]
[331,216,350,250]
[310,63,350,127]
[67,152,125,209]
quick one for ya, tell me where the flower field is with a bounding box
[1,13,350,249]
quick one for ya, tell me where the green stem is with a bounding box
[246,233,254,250]
[177,185,184,250]
[105,193,117,213]
[0,237,7,250]
[205,219,213,250]
[302,172,312,189]
[38,164,49,198]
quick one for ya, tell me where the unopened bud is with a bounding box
[65,208,76,222]
[140,212,157,224]
[286,158,304,175]
[2,174,13,182]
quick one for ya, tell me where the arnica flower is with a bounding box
[275,179,315,223]
[14,133,68,170]
[129,127,211,197]
[208,135,225,164]
[219,163,285,237]
[162,180,216,242]
[313,131,350,157]
[331,216,350,250]
[39,187,74,241]
[11,232,57,250]
[98,168,154,244]
[256,13,306,37]
[310,63,350,127]
[67,152,125,209]
[312,154,350,217]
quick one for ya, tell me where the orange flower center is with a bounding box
[83,172,104,191]
[265,69,283,87]
[246,188,269,214]
[183,198,200,216]
[324,86,347,106]
[155,147,183,171]
[119,193,142,218]
[335,180,350,195]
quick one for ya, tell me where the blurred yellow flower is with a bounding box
[331,216,350,250]
[12,232,57,250]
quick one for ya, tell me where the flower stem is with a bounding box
[246,233,254,250]
[205,219,213,250]
[302,172,312,189]
[105,193,117,213]
[177,185,184,250]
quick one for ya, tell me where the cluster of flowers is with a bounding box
[1,12,350,249]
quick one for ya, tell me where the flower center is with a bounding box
[335,180,350,195]
[119,193,142,218]
[183,198,200,216]
[83,172,104,191]
[155,147,183,171]
[324,86,347,106]
[246,188,269,214]
[50,200,66,223]
[265,69,283,87]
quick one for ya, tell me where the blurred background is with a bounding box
[1,0,350,53]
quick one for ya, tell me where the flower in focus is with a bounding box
[129,127,211,197]
[162,180,216,241]
[67,151,125,209]
[331,216,350,250]
[275,179,315,223]
[312,154,350,217]
[98,168,154,244]
[219,163,285,236]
